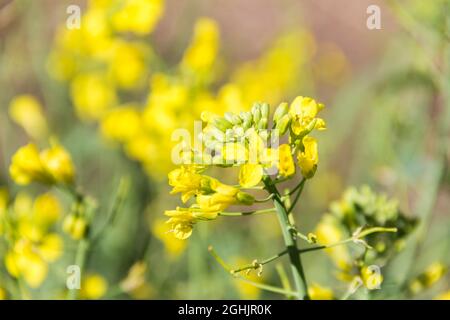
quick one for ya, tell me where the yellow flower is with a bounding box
[151,218,186,257]
[80,274,108,299]
[112,0,164,35]
[308,283,334,300]
[10,143,75,186]
[63,214,87,240]
[315,216,351,270]
[101,105,142,143]
[32,193,62,227]
[435,290,450,300]
[40,144,76,185]
[165,210,195,240]
[181,18,219,75]
[0,187,8,217]
[277,144,295,177]
[168,166,203,203]
[9,144,49,185]
[71,73,117,121]
[289,96,326,136]
[0,287,6,300]
[108,41,148,89]
[239,164,263,188]
[423,262,446,287]
[9,95,48,140]
[361,266,383,290]
[297,136,318,179]
[120,261,147,293]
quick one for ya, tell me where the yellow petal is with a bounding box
[239,164,263,188]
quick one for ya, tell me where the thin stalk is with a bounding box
[263,176,309,300]
[218,208,276,217]
[230,250,288,274]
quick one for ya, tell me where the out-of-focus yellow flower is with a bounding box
[5,233,63,288]
[120,261,147,293]
[315,216,351,270]
[423,262,447,287]
[0,187,8,217]
[181,18,219,76]
[32,193,62,227]
[289,96,326,136]
[101,105,142,143]
[108,40,149,89]
[63,214,87,240]
[40,143,76,185]
[308,283,334,300]
[277,144,295,177]
[112,0,164,35]
[71,73,117,120]
[9,95,48,140]
[239,164,263,188]
[297,136,318,179]
[151,218,187,257]
[80,274,108,299]
[435,290,450,300]
[0,287,6,300]
[361,266,383,290]
[9,144,49,185]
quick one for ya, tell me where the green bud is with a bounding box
[260,103,269,119]
[275,114,291,135]
[257,118,268,129]
[213,117,233,132]
[224,112,242,125]
[209,127,226,142]
[236,192,255,205]
[251,103,261,124]
[273,102,289,123]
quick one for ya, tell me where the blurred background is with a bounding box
[0,0,449,299]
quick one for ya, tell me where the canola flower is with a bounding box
[164,95,408,300]
[2,192,63,289]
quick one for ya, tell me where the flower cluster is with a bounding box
[165,96,326,240]
[9,143,75,186]
[1,191,63,288]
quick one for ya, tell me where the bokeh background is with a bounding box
[0,0,449,299]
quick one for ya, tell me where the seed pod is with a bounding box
[273,102,289,123]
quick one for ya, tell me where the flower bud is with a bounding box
[224,112,242,125]
[260,103,269,119]
[275,114,291,135]
[236,191,255,205]
[251,103,261,124]
[273,102,289,123]
[213,117,233,132]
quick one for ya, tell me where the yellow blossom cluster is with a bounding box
[1,192,63,288]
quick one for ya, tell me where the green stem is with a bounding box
[218,208,276,217]
[67,238,90,300]
[230,250,288,274]
[263,176,309,300]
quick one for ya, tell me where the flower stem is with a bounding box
[263,176,309,300]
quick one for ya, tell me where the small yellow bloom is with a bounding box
[239,163,263,188]
[168,166,203,203]
[289,96,326,136]
[361,266,383,290]
[71,73,117,121]
[165,214,194,240]
[80,274,108,299]
[101,105,142,143]
[277,144,295,177]
[151,218,186,257]
[0,287,6,300]
[423,262,446,287]
[435,290,450,300]
[308,283,334,300]
[63,214,87,240]
[9,144,49,185]
[297,136,318,179]
[40,144,76,185]
[112,0,164,35]
[9,95,48,140]
[32,193,62,227]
